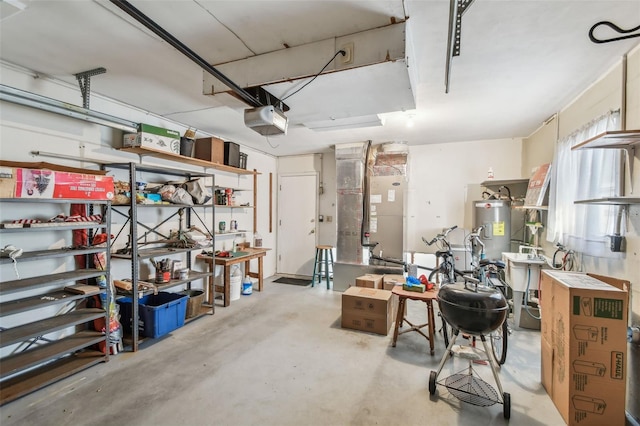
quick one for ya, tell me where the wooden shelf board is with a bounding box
[0,309,105,348]
[214,204,254,209]
[0,351,106,406]
[117,147,257,175]
[0,247,105,265]
[0,289,103,317]
[112,203,211,208]
[213,186,251,191]
[0,331,105,379]
[480,178,529,188]
[571,130,640,150]
[574,197,640,205]
[0,269,103,295]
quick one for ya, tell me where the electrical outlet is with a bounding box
[326,215,332,222]
[340,42,354,65]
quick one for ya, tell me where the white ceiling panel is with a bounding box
[0,0,638,156]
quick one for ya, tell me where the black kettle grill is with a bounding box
[429,276,511,419]
[437,280,508,336]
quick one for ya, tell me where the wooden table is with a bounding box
[197,247,270,307]
[391,286,438,355]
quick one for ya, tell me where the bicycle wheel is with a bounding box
[490,320,508,365]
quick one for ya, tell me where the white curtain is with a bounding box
[547,111,622,257]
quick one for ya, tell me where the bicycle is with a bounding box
[466,226,510,365]
[423,225,465,285]
[422,225,467,347]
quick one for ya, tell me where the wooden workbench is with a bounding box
[197,247,270,307]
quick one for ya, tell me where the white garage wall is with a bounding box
[406,138,523,252]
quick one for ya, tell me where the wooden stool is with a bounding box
[312,245,334,289]
[391,286,438,355]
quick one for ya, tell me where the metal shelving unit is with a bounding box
[0,198,112,405]
[103,162,216,352]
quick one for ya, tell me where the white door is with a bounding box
[278,174,317,276]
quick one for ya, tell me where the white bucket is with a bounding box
[230,274,242,301]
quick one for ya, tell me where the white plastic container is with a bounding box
[230,264,242,301]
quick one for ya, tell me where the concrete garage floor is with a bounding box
[2,277,565,426]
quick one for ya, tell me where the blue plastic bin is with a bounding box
[117,292,189,338]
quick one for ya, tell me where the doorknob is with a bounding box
[310,229,315,234]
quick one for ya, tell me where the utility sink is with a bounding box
[502,252,546,265]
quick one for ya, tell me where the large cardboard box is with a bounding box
[383,274,406,318]
[540,271,629,426]
[341,287,392,335]
[382,274,405,290]
[194,137,224,164]
[1,167,114,201]
[355,274,383,289]
[123,124,180,154]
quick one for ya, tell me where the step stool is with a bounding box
[312,245,334,289]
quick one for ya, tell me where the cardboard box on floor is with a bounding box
[540,271,629,426]
[355,274,383,289]
[342,287,392,335]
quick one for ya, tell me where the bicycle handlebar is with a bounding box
[423,225,458,246]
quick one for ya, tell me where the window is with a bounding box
[547,111,622,257]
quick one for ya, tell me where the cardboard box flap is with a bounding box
[543,271,627,292]
[344,286,391,301]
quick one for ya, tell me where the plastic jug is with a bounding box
[242,275,253,295]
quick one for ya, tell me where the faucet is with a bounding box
[519,245,542,259]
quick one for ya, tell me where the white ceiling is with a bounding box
[1,0,639,156]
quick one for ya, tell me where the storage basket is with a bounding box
[179,289,205,319]
[117,292,188,338]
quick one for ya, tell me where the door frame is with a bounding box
[277,172,318,277]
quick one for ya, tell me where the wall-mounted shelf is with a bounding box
[480,178,530,200]
[574,197,640,205]
[118,146,257,175]
[571,130,640,195]
[570,130,640,150]
[481,178,529,188]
